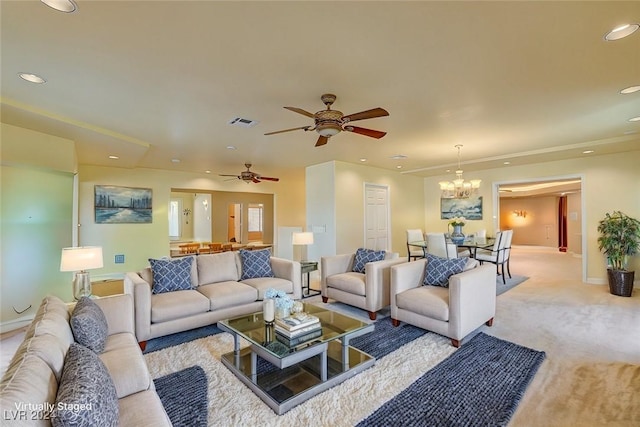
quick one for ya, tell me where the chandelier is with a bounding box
[438,145,481,199]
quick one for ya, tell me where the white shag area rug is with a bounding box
[144,329,456,426]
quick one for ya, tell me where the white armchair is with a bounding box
[321,251,404,320]
[390,258,496,347]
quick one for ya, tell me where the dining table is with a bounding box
[409,236,496,259]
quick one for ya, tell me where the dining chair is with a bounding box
[476,230,511,284]
[406,229,426,261]
[425,233,458,259]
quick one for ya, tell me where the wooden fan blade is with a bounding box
[284,107,315,118]
[344,126,387,139]
[315,135,329,147]
[258,176,279,182]
[219,174,240,178]
[342,107,389,122]
[252,177,261,183]
[264,125,311,136]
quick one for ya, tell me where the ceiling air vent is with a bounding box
[228,117,259,128]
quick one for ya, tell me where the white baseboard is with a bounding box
[1,315,35,334]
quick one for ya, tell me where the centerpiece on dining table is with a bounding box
[448,216,466,244]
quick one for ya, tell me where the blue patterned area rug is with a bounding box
[143,324,223,354]
[497,275,529,296]
[154,365,208,427]
[357,333,545,427]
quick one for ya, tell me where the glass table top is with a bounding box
[219,303,370,359]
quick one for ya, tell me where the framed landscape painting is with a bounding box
[95,185,152,224]
[440,196,483,220]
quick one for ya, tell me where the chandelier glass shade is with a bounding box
[438,145,481,199]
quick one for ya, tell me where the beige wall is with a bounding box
[500,196,559,247]
[423,150,640,283]
[78,165,305,276]
[307,160,425,259]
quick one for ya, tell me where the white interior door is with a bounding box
[364,183,390,251]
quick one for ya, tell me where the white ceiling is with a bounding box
[1,1,639,180]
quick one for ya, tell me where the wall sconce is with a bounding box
[513,210,527,218]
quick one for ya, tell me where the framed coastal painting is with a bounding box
[440,196,483,220]
[95,185,153,224]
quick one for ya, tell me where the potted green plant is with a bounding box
[597,211,640,297]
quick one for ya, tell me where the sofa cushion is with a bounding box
[149,256,194,294]
[0,354,58,421]
[52,343,118,427]
[151,290,210,323]
[352,248,385,273]
[397,285,450,321]
[70,297,109,353]
[117,390,172,427]
[241,277,294,299]
[239,249,274,280]
[327,272,366,296]
[32,310,74,353]
[99,333,152,398]
[14,334,68,382]
[423,253,467,287]
[197,281,258,310]
[26,295,71,341]
[197,251,239,285]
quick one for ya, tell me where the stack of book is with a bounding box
[275,314,322,346]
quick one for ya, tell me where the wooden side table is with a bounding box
[300,261,320,298]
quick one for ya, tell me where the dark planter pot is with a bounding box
[607,269,635,297]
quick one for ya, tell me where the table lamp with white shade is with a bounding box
[60,246,103,300]
[292,232,314,262]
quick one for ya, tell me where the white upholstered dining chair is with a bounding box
[406,229,426,261]
[425,232,458,259]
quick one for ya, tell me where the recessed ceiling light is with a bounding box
[390,154,408,160]
[205,170,211,174]
[503,162,511,165]
[604,23,639,41]
[582,150,594,154]
[629,116,640,122]
[359,158,367,162]
[41,0,77,13]
[226,146,237,150]
[396,165,402,169]
[171,158,181,163]
[18,73,46,84]
[108,155,119,159]
[620,85,640,94]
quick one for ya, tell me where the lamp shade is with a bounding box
[292,232,314,245]
[60,246,104,272]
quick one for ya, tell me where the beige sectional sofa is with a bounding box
[124,250,301,346]
[0,294,171,426]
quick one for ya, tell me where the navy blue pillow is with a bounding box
[149,257,194,294]
[240,249,275,280]
[423,253,467,287]
[352,248,386,273]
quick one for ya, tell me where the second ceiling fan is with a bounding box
[264,93,389,147]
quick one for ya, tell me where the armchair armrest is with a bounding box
[93,294,135,336]
[271,257,302,300]
[124,271,152,342]
[448,264,496,338]
[320,254,354,296]
[364,257,405,311]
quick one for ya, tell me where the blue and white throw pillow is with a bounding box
[149,256,194,294]
[423,253,468,287]
[52,343,119,427]
[352,248,386,273]
[240,249,274,280]
[70,297,108,353]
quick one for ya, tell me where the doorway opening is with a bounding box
[494,175,586,282]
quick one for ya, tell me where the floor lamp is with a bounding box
[60,246,104,300]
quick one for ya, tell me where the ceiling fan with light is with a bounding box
[219,163,279,183]
[264,93,389,147]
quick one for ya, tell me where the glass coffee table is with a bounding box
[218,303,375,415]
